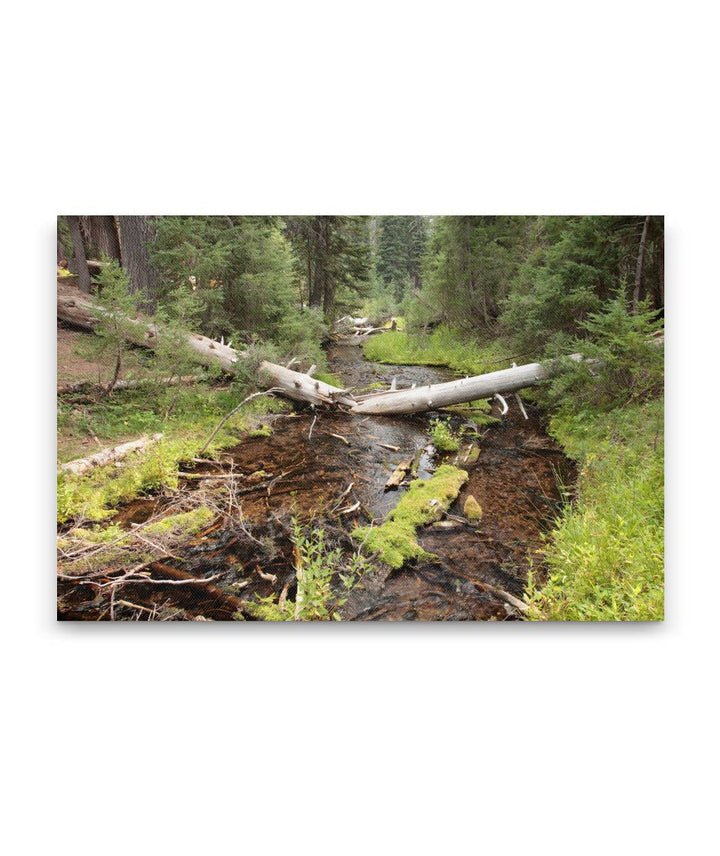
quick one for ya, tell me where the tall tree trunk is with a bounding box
[65,216,91,294]
[632,215,651,312]
[117,216,158,304]
[655,225,665,311]
[309,217,325,308]
[81,216,122,261]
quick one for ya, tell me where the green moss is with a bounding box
[144,506,214,536]
[353,464,468,568]
[248,424,272,438]
[68,524,126,544]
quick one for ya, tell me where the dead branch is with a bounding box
[199,388,283,455]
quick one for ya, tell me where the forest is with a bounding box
[56,214,664,621]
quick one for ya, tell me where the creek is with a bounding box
[59,335,575,621]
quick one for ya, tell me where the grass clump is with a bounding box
[57,437,195,524]
[526,399,664,621]
[144,507,214,537]
[353,464,468,568]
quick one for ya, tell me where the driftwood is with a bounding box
[385,456,414,489]
[60,433,163,476]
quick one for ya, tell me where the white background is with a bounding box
[2,2,717,854]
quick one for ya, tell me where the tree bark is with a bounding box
[65,216,91,294]
[81,216,122,261]
[117,216,158,303]
[633,215,650,312]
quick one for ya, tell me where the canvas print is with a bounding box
[56,216,664,621]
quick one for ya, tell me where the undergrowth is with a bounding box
[57,382,289,525]
[429,417,461,452]
[247,520,366,621]
[526,398,664,621]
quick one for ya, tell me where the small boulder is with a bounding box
[463,494,482,522]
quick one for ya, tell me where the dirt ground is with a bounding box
[57,325,156,387]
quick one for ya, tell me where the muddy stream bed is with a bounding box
[58,336,575,621]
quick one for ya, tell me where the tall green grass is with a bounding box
[527,399,664,621]
[362,328,513,375]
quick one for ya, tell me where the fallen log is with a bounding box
[348,360,579,416]
[259,356,580,414]
[57,375,203,395]
[350,326,386,336]
[258,361,357,408]
[58,283,631,417]
[58,283,243,371]
[59,433,163,476]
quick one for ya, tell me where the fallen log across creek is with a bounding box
[258,357,581,415]
[57,282,602,417]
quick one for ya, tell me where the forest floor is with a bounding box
[57,330,574,621]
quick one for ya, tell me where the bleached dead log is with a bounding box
[57,283,243,371]
[258,361,356,408]
[259,356,583,415]
[351,326,386,336]
[349,359,584,416]
[59,433,163,476]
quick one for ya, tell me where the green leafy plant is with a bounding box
[246,521,367,621]
[429,417,461,452]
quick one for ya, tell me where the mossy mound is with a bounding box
[463,494,482,522]
[353,464,468,568]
